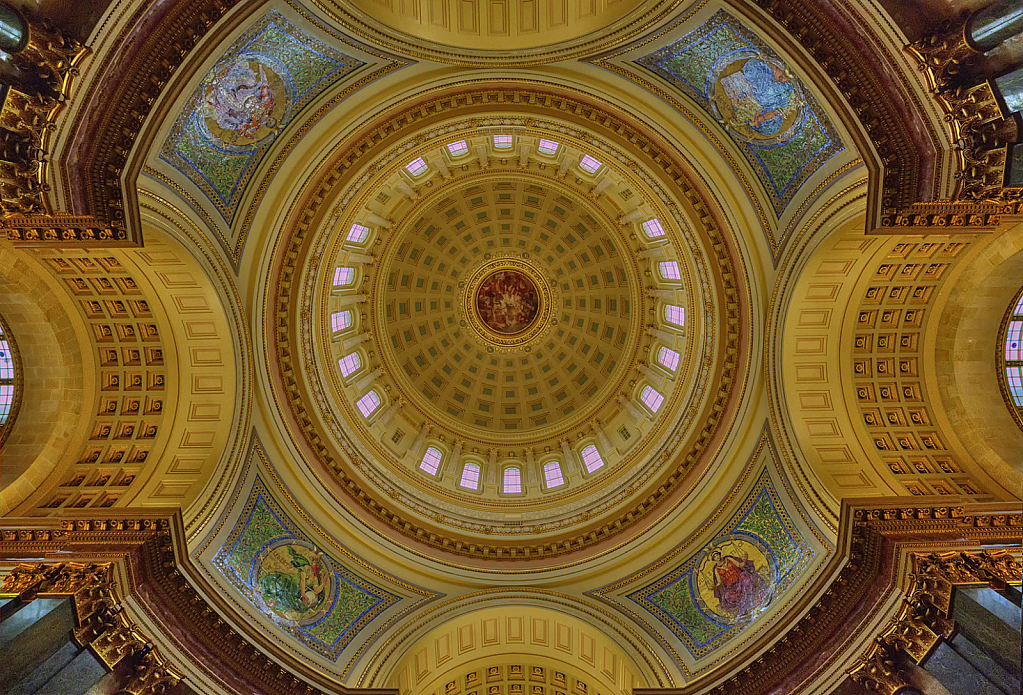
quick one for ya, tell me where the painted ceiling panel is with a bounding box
[626,468,813,658]
[214,475,400,660]
[160,11,364,224]
[635,10,843,216]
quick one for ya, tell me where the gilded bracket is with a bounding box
[847,549,1022,694]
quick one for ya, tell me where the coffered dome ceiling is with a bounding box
[14,1,1022,692]
[274,99,745,561]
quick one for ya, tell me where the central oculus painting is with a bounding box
[475,270,540,335]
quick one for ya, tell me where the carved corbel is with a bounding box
[847,638,914,695]
[1,562,182,694]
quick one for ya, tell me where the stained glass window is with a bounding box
[347,223,369,243]
[420,447,443,475]
[659,261,681,280]
[405,157,428,176]
[580,445,604,473]
[642,219,665,238]
[640,385,664,413]
[0,320,14,427]
[658,346,680,372]
[331,310,352,332]
[665,304,685,327]
[503,466,522,493]
[333,267,355,286]
[1004,292,1023,407]
[357,391,381,417]
[538,138,559,155]
[339,352,361,377]
[579,155,602,173]
[543,461,564,488]
[460,462,481,489]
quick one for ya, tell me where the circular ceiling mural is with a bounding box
[272,91,746,563]
[473,267,542,337]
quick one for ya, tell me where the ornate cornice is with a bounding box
[1,558,182,695]
[0,12,89,222]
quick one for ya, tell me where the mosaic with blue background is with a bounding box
[637,10,842,215]
[627,469,813,658]
[213,476,398,660]
[160,11,363,224]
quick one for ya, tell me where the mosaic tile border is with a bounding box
[159,10,364,224]
[626,468,814,659]
[213,475,399,660]
[635,9,843,216]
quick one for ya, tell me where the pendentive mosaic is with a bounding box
[213,476,398,660]
[636,10,842,215]
[627,469,813,658]
[160,11,364,223]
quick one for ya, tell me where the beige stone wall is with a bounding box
[0,241,92,515]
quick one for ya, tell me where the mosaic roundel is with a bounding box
[476,270,540,336]
[250,539,336,627]
[707,50,804,146]
[198,53,294,151]
[693,535,776,625]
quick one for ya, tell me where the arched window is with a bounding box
[356,391,381,417]
[579,154,602,173]
[333,267,355,286]
[331,310,352,332]
[0,317,17,429]
[537,138,559,155]
[447,140,469,157]
[658,346,680,372]
[459,462,481,489]
[493,134,513,149]
[347,223,369,243]
[543,461,564,488]
[664,304,685,327]
[338,352,361,378]
[640,385,664,414]
[659,261,681,280]
[1003,290,1023,408]
[405,157,428,176]
[580,445,604,473]
[503,466,522,493]
[642,218,665,238]
[420,447,443,475]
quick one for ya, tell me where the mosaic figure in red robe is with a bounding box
[711,549,769,616]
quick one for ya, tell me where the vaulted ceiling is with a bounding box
[0,0,1020,693]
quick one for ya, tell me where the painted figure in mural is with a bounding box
[710,548,770,616]
[719,58,795,138]
[476,270,540,334]
[257,545,327,618]
[203,57,278,143]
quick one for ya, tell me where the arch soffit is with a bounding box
[780,215,1022,505]
[362,601,666,692]
[0,242,93,515]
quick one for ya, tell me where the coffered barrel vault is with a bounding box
[0,1,1020,695]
